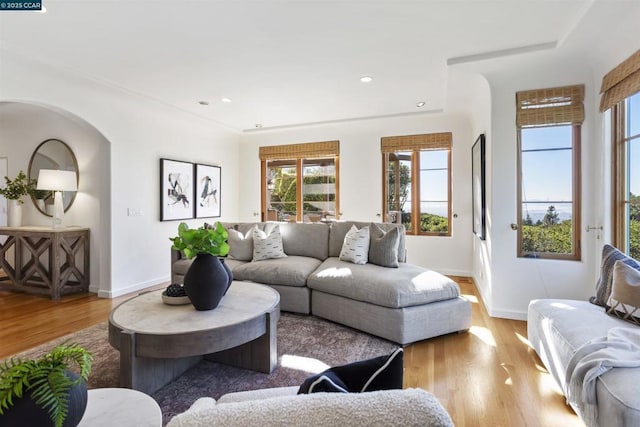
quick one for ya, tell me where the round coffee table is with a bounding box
[108,281,280,394]
[78,388,162,427]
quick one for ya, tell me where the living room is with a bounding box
[1,1,639,426]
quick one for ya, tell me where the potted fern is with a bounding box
[0,170,37,227]
[169,222,232,310]
[0,343,93,427]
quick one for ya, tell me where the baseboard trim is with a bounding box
[96,276,170,298]
[438,268,472,277]
[486,306,528,321]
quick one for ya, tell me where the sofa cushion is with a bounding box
[276,222,330,261]
[606,260,640,326]
[298,371,349,394]
[590,244,640,307]
[329,221,406,263]
[233,256,322,287]
[253,225,287,261]
[368,223,400,268]
[339,225,370,265]
[166,388,454,427]
[227,228,255,261]
[299,348,403,394]
[308,257,459,309]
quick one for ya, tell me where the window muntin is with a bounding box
[613,91,640,259]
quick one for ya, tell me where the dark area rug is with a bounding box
[8,313,399,425]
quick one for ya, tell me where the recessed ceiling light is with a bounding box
[198,101,209,106]
[255,124,263,128]
[416,101,426,107]
[359,76,373,83]
[221,97,232,103]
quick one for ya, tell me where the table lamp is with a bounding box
[37,169,77,229]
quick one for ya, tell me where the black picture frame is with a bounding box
[195,163,221,218]
[472,134,486,240]
[160,158,194,221]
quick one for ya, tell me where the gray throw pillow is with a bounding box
[590,244,640,307]
[252,224,287,261]
[339,225,370,265]
[606,260,640,326]
[368,223,400,268]
[227,228,254,261]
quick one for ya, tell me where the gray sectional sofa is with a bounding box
[171,221,471,345]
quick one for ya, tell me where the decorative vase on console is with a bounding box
[170,222,231,311]
[0,170,36,228]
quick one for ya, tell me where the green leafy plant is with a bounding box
[170,222,230,259]
[0,343,93,427]
[0,170,37,204]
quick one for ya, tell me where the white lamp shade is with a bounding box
[37,169,78,191]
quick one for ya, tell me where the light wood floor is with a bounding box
[0,276,582,426]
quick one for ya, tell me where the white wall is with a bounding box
[239,112,474,275]
[472,52,599,320]
[0,49,241,297]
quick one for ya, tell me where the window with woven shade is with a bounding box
[381,133,452,236]
[259,141,339,223]
[605,50,640,259]
[516,85,584,260]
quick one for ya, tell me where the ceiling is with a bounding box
[0,0,634,132]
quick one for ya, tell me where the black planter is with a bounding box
[1,371,88,427]
[184,253,231,310]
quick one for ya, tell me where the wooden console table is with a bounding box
[0,226,90,299]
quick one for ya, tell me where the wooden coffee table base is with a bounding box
[109,282,280,394]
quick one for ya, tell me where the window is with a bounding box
[260,141,339,222]
[612,93,640,259]
[381,133,452,236]
[602,49,640,259]
[516,85,584,260]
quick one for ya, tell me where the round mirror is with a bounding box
[28,139,79,216]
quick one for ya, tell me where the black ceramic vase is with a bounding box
[1,371,88,427]
[220,257,233,295]
[184,253,230,310]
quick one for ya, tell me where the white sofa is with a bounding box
[528,299,640,426]
[528,245,640,426]
[166,387,453,427]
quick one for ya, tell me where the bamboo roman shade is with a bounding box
[381,132,452,153]
[259,140,339,161]
[600,49,640,112]
[516,85,585,128]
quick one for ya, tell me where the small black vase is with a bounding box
[1,371,88,427]
[184,254,230,310]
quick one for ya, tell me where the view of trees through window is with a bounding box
[385,149,450,235]
[615,91,640,259]
[266,158,336,222]
[519,125,578,257]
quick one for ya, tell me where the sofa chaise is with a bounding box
[172,221,471,345]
